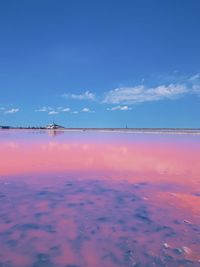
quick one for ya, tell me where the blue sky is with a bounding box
[0,0,200,127]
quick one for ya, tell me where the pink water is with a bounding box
[0,130,199,267]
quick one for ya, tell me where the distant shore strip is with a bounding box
[1,128,200,135]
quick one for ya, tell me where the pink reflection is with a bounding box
[0,138,200,188]
[0,131,200,266]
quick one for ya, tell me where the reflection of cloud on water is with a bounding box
[0,139,200,190]
[6,142,19,149]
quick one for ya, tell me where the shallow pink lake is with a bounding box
[0,130,200,267]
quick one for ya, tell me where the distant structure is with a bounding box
[46,122,65,129]
[0,125,10,129]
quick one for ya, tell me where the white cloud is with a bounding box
[48,111,59,115]
[62,107,71,112]
[107,105,132,111]
[103,84,188,104]
[36,106,71,113]
[4,108,19,114]
[189,73,200,81]
[62,91,95,101]
[36,106,53,112]
[82,108,90,112]
[81,107,95,113]
[192,84,200,93]
[34,73,200,114]
[37,107,47,112]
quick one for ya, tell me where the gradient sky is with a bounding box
[0,0,200,128]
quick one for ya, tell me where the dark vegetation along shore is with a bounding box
[0,125,200,134]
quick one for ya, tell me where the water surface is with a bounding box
[0,130,199,266]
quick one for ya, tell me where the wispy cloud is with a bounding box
[62,91,95,101]
[36,106,53,112]
[189,73,200,81]
[48,111,59,115]
[36,107,47,112]
[61,107,71,112]
[103,73,200,105]
[4,108,19,114]
[192,84,200,93]
[103,84,189,104]
[107,105,132,111]
[36,106,71,114]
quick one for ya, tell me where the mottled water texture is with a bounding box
[0,130,200,267]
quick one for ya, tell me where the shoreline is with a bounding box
[1,128,200,135]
